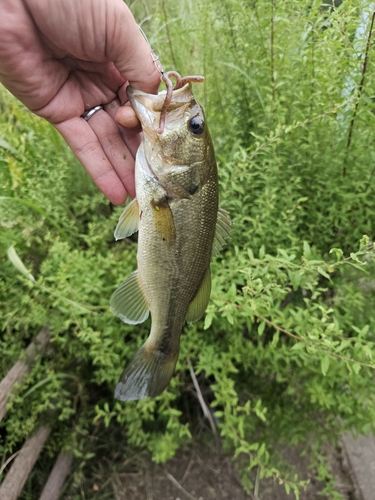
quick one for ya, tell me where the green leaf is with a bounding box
[204,313,214,330]
[317,267,331,280]
[303,241,311,258]
[347,261,367,272]
[352,363,361,374]
[321,355,330,376]
[7,245,35,281]
[271,331,280,347]
[289,271,302,290]
[329,248,344,261]
[257,321,265,336]
[363,346,373,360]
[291,342,305,351]
[0,136,17,154]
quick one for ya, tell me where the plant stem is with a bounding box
[160,0,177,68]
[343,8,375,176]
[256,314,375,370]
[271,0,276,102]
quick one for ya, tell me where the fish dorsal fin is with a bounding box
[212,207,232,257]
[110,270,149,324]
[114,198,139,240]
[186,267,211,323]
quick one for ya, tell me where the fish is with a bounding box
[110,74,231,401]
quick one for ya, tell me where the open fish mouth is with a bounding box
[127,82,192,111]
[127,83,193,137]
[127,71,205,135]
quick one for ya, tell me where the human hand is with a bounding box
[0,0,161,204]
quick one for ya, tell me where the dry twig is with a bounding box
[187,357,217,437]
[164,469,200,500]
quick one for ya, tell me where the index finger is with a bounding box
[105,2,161,94]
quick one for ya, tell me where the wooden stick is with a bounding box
[0,327,50,421]
[39,451,74,500]
[0,426,51,500]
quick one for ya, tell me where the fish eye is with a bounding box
[188,115,204,135]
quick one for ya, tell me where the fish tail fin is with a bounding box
[114,343,178,401]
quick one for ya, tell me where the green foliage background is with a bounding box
[1,0,375,497]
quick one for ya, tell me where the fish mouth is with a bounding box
[126,83,194,136]
[127,83,193,110]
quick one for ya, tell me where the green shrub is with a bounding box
[1,0,375,497]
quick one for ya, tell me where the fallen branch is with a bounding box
[0,426,51,500]
[39,451,74,500]
[0,326,50,421]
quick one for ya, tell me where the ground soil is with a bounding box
[106,440,355,500]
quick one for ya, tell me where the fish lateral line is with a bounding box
[157,71,205,135]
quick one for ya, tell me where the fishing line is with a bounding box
[137,25,164,75]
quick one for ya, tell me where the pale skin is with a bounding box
[0,0,161,204]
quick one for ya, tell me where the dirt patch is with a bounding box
[105,441,355,500]
[111,444,248,500]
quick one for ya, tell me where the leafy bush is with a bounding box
[1,0,375,497]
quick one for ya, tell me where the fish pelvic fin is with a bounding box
[115,343,178,401]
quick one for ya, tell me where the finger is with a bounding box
[104,99,141,159]
[117,82,129,106]
[106,2,161,95]
[54,115,130,205]
[115,102,140,129]
[86,108,136,198]
[111,84,142,138]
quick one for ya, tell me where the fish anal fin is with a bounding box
[212,207,232,257]
[110,270,149,324]
[151,198,175,242]
[114,344,178,401]
[114,198,139,240]
[186,267,211,323]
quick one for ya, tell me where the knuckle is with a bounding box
[72,139,98,159]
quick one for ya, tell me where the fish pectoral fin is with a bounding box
[212,207,232,257]
[114,344,178,401]
[152,198,175,242]
[110,270,149,324]
[186,267,211,323]
[114,198,139,240]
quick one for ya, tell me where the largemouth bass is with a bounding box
[111,75,231,401]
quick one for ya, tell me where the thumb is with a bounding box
[106,1,161,95]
